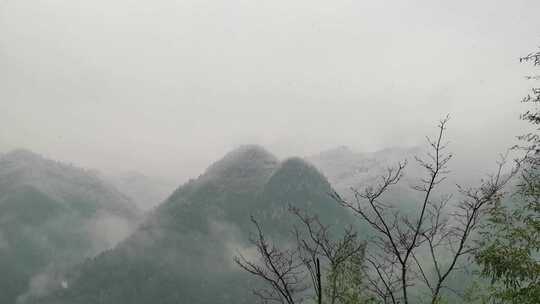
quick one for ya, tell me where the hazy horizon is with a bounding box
[1,2,539,303]
[2,0,539,181]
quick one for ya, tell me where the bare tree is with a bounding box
[234,207,366,304]
[234,216,308,304]
[290,207,366,304]
[331,117,520,304]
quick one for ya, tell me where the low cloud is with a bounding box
[85,211,136,254]
[16,267,66,304]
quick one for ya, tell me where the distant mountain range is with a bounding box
[32,145,357,304]
[0,145,427,304]
[308,146,426,215]
[309,145,423,193]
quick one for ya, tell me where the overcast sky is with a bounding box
[1,0,539,181]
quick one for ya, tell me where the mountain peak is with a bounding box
[167,145,280,198]
[281,157,319,172]
[224,144,276,162]
[279,157,328,179]
[205,145,278,178]
[265,157,332,195]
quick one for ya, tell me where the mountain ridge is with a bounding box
[34,145,356,304]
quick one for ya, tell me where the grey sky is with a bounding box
[1,0,539,181]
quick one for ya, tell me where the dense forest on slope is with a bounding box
[3,144,525,304]
[34,146,358,304]
[0,150,140,304]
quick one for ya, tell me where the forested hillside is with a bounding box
[0,150,140,303]
[35,146,357,304]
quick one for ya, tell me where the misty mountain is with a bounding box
[308,146,426,214]
[104,171,177,211]
[310,145,499,302]
[36,145,357,304]
[309,146,422,194]
[0,149,140,303]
